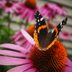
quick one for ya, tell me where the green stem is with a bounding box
[7,13,11,30]
[7,12,11,37]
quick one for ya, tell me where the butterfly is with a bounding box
[34,11,67,51]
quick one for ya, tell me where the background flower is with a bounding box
[39,3,66,19]
[59,31,72,40]
[16,0,38,22]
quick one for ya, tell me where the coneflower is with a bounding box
[0,11,72,72]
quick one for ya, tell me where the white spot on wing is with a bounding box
[40,18,43,21]
[38,19,40,22]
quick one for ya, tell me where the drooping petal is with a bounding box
[7,64,33,72]
[15,39,26,46]
[12,29,35,50]
[12,31,22,41]
[0,56,32,65]
[0,44,29,53]
[21,29,35,45]
[0,50,28,57]
[22,41,32,50]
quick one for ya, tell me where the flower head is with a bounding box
[39,3,66,19]
[12,0,67,23]
[0,0,22,14]
[0,29,72,72]
[0,0,6,9]
[59,31,72,40]
[0,11,72,72]
[15,0,37,22]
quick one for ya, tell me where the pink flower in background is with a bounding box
[0,0,6,9]
[0,0,22,14]
[0,0,66,22]
[0,29,72,72]
[48,3,66,15]
[39,3,66,19]
[17,1,66,22]
[59,31,72,40]
[16,0,38,22]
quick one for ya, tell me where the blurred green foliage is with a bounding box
[0,10,14,44]
[0,25,14,44]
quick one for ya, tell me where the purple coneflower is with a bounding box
[16,0,38,22]
[0,28,72,72]
[0,0,21,14]
[0,11,72,72]
[59,31,72,40]
[39,3,66,19]
[16,0,66,22]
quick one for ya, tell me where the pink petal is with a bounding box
[22,41,32,49]
[11,29,35,50]
[12,31,25,44]
[28,12,34,22]
[7,64,33,72]
[48,3,66,15]
[59,32,71,40]
[21,29,35,45]
[64,58,72,72]
[0,50,28,57]
[0,56,32,65]
[0,44,29,53]
[14,34,22,42]
[66,59,72,66]
[15,39,26,46]
[21,9,29,18]
[12,31,21,41]
[13,32,22,41]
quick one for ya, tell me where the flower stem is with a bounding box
[7,13,11,30]
[7,12,11,37]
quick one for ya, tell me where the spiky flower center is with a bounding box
[29,40,67,72]
[25,0,36,9]
[5,2,13,8]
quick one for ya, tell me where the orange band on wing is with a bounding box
[34,25,57,51]
[34,31,40,48]
[38,38,57,51]
[47,38,57,49]
[34,30,57,51]
[38,25,47,33]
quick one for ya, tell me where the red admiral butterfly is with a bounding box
[34,11,67,51]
